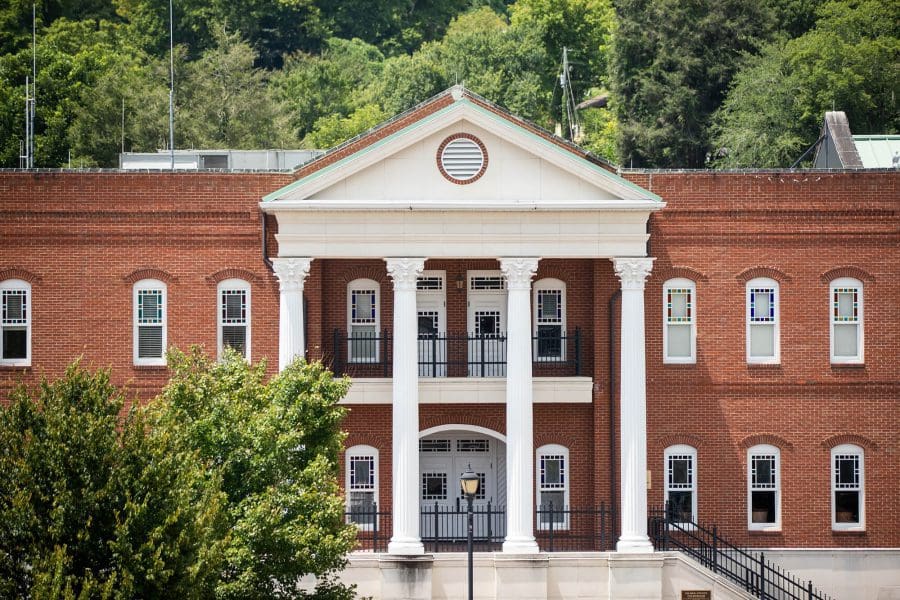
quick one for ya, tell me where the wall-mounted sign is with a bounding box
[681,592,711,600]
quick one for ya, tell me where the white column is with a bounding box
[500,257,540,554]
[385,257,426,555]
[613,257,655,553]
[272,257,312,372]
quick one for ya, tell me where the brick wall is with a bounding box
[1,169,897,548]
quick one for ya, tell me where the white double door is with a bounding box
[419,434,504,540]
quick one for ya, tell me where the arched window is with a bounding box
[347,279,380,363]
[536,444,569,529]
[663,278,696,363]
[533,278,566,361]
[746,278,779,364]
[830,278,863,364]
[346,445,378,530]
[664,445,698,524]
[133,279,167,366]
[831,444,864,530]
[747,444,781,530]
[217,278,251,360]
[1,279,31,366]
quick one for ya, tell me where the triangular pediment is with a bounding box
[263,88,662,210]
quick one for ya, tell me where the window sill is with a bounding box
[133,364,168,371]
[748,527,782,534]
[0,363,31,370]
[832,526,866,534]
[663,361,696,367]
[747,362,781,369]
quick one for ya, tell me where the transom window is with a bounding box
[664,278,696,363]
[133,279,167,366]
[665,445,697,524]
[832,444,864,530]
[746,278,779,364]
[218,279,250,360]
[419,439,451,452]
[1,280,31,366]
[537,444,570,529]
[830,278,863,363]
[470,276,505,291]
[346,445,378,529]
[748,445,780,530]
[347,279,380,363]
[417,276,444,291]
[456,439,490,453]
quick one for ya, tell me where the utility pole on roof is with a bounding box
[168,0,175,171]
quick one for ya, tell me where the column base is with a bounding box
[388,538,425,555]
[616,535,654,553]
[502,536,540,554]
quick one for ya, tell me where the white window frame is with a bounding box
[663,278,696,364]
[346,445,379,531]
[533,278,567,362]
[217,278,251,361]
[829,278,863,364]
[664,444,698,526]
[536,444,570,530]
[831,444,864,531]
[1,279,31,367]
[347,278,380,363]
[133,279,167,366]
[746,278,780,364]
[747,444,781,531]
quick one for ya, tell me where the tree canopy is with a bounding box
[0,0,894,168]
[0,352,356,599]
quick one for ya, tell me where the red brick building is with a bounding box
[2,89,898,571]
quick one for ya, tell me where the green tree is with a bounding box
[0,361,226,598]
[150,349,357,599]
[713,0,899,167]
[610,0,774,167]
[177,26,294,150]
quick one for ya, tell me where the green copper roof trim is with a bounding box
[263,95,661,203]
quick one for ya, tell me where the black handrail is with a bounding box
[649,505,836,600]
[331,329,582,377]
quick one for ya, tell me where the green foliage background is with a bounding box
[0,0,896,168]
[0,352,356,599]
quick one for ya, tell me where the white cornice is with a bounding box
[262,198,663,212]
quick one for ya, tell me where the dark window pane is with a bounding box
[537,325,562,358]
[668,491,693,522]
[222,326,246,355]
[835,491,860,523]
[751,491,776,523]
[349,491,375,526]
[2,328,26,359]
[539,491,565,523]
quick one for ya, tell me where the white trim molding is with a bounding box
[748,444,781,532]
[217,278,251,361]
[829,277,864,364]
[831,443,865,531]
[0,278,31,367]
[133,278,167,366]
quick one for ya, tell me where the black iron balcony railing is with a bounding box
[331,328,582,378]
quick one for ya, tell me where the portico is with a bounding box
[260,86,664,556]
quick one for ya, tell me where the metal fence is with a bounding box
[331,329,582,378]
[345,503,614,553]
[648,506,835,600]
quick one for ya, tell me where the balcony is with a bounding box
[331,329,583,378]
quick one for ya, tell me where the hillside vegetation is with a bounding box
[0,0,896,168]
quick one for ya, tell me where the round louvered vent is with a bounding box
[437,134,487,184]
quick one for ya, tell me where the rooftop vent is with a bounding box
[438,134,487,184]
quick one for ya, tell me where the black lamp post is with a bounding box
[460,465,479,600]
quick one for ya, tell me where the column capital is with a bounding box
[272,257,312,292]
[385,257,426,291]
[613,257,654,290]
[499,257,539,290]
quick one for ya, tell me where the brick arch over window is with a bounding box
[340,266,387,286]
[420,415,506,436]
[535,433,575,448]
[736,266,792,284]
[345,433,389,451]
[739,433,794,452]
[820,433,878,452]
[820,266,875,284]
[0,267,41,284]
[123,267,177,285]
[653,433,705,452]
[205,267,262,285]
[654,265,708,283]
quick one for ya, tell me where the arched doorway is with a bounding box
[418,426,506,541]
